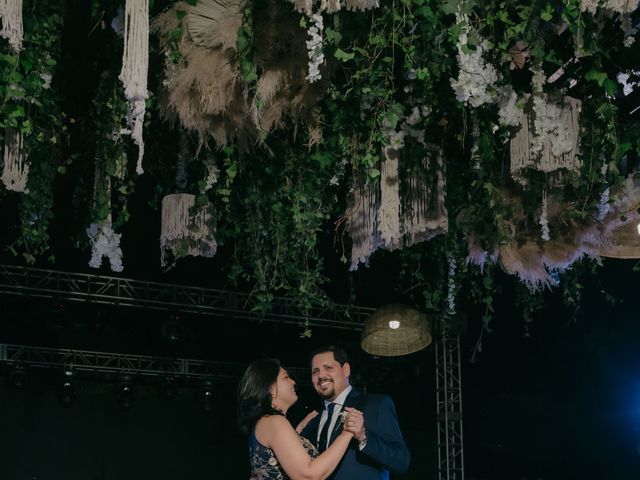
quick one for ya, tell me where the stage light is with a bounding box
[114,374,135,411]
[57,367,76,407]
[158,374,178,400]
[197,380,214,413]
[8,364,27,388]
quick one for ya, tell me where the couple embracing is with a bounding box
[238,345,410,480]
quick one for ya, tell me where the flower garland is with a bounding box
[305,11,324,83]
[450,12,499,108]
[87,222,124,272]
[446,257,457,314]
[539,191,550,241]
[596,160,611,221]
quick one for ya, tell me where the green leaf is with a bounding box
[334,48,355,62]
[540,4,554,21]
[325,28,342,45]
[585,69,608,87]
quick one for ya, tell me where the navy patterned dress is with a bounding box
[249,428,318,480]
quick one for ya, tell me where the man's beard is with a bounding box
[315,380,335,400]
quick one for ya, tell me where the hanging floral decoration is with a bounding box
[0,0,639,335]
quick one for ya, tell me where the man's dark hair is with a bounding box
[310,345,349,366]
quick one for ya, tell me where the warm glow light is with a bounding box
[637,223,640,236]
[389,320,401,329]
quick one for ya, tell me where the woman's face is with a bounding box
[270,367,297,410]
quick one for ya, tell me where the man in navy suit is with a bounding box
[301,345,410,479]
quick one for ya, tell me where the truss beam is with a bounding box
[0,264,374,331]
[435,333,465,480]
[0,343,310,384]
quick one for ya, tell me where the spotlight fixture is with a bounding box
[197,379,214,413]
[114,374,135,411]
[8,364,27,389]
[158,374,178,400]
[57,366,76,407]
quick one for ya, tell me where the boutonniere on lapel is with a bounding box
[335,407,348,431]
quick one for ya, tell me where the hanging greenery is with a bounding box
[1,0,65,263]
[1,0,639,339]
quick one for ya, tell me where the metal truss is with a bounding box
[435,332,465,480]
[0,343,310,384]
[0,264,374,331]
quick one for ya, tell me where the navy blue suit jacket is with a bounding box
[301,388,410,480]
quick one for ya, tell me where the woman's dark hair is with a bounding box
[237,358,285,435]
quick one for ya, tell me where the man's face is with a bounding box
[311,352,350,401]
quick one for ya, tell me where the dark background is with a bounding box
[1,257,640,479]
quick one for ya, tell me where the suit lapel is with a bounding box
[329,388,362,444]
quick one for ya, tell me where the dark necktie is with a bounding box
[317,402,336,453]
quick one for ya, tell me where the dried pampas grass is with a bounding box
[154,0,326,147]
[187,0,246,51]
[466,174,640,289]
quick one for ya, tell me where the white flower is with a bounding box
[604,0,640,14]
[40,73,52,89]
[87,222,124,272]
[597,187,611,221]
[329,175,339,186]
[497,85,525,127]
[202,162,219,193]
[450,13,500,108]
[530,66,575,157]
[580,0,599,14]
[539,193,550,242]
[617,70,640,96]
[305,12,325,83]
[447,257,457,314]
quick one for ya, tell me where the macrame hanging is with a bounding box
[345,177,382,271]
[86,163,124,272]
[401,149,448,247]
[1,128,28,192]
[160,193,217,266]
[510,95,582,184]
[119,0,149,174]
[347,145,449,270]
[0,0,23,52]
[288,0,379,14]
[377,146,402,250]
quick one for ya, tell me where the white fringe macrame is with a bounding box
[377,146,402,250]
[0,0,22,52]
[347,148,448,270]
[510,95,582,184]
[402,150,448,247]
[288,0,379,15]
[119,0,149,174]
[346,179,382,271]
[160,193,217,266]
[1,128,28,192]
